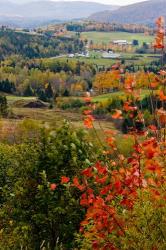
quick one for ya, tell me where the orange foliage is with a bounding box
[154,16,165,50]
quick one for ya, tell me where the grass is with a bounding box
[93,89,150,103]
[9,106,135,155]
[4,93,135,154]
[50,56,116,67]
[11,107,116,138]
[48,54,159,68]
[6,95,36,105]
[81,31,154,45]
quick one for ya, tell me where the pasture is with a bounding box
[81,31,154,45]
[48,54,160,68]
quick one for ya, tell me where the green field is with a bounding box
[93,89,150,103]
[6,95,36,105]
[48,54,160,68]
[81,31,154,45]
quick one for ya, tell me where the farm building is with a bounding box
[113,40,129,45]
[102,51,121,59]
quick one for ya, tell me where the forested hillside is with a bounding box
[0,56,96,100]
[89,0,166,25]
[0,29,84,59]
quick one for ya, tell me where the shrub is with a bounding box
[0,123,95,249]
[60,98,85,110]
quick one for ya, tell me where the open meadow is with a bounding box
[81,31,154,44]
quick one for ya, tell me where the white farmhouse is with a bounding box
[102,51,121,59]
[113,40,128,45]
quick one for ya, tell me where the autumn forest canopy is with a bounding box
[0,1,165,249]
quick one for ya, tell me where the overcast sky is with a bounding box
[12,0,149,6]
[52,0,148,5]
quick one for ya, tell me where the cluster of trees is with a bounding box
[93,69,158,93]
[0,29,85,59]
[0,79,16,93]
[66,21,154,34]
[125,60,162,73]
[0,56,96,99]
[88,41,153,54]
[89,41,136,53]
[0,54,162,104]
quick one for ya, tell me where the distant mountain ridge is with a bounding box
[0,0,119,28]
[89,0,166,25]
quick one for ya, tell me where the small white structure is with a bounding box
[113,40,128,45]
[85,51,90,58]
[102,51,121,59]
[68,54,75,58]
[75,52,90,58]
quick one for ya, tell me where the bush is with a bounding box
[60,98,85,110]
[0,122,95,249]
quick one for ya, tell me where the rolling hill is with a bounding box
[89,0,166,25]
[0,0,119,28]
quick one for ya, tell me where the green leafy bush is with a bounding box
[0,122,95,249]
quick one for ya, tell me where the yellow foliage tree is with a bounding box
[93,70,121,93]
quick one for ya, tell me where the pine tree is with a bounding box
[0,96,8,117]
[24,85,34,97]
[45,83,54,99]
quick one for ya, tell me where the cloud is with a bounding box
[11,0,148,6]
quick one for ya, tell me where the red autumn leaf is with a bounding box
[88,194,95,204]
[83,97,92,103]
[146,159,162,175]
[114,180,122,192]
[156,109,166,125]
[150,82,158,88]
[159,90,166,101]
[112,110,123,119]
[84,115,94,129]
[111,63,120,70]
[82,167,93,178]
[95,175,108,184]
[100,184,112,195]
[92,240,99,250]
[83,109,92,115]
[80,193,88,207]
[148,125,157,131]
[120,198,133,209]
[95,162,108,175]
[105,193,114,202]
[144,145,156,159]
[73,177,85,191]
[61,176,70,184]
[123,102,137,112]
[50,183,57,191]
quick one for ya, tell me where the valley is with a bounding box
[0,0,165,249]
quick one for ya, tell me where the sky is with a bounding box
[70,0,147,5]
[12,0,149,6]
[55,0,148,5]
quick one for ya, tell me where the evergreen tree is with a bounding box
[63,89,70,97]
[24,85,34,97]
[38,89,47,102]
[0,95,8,117]
[45,83,54,99]
[0,79,16,93]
